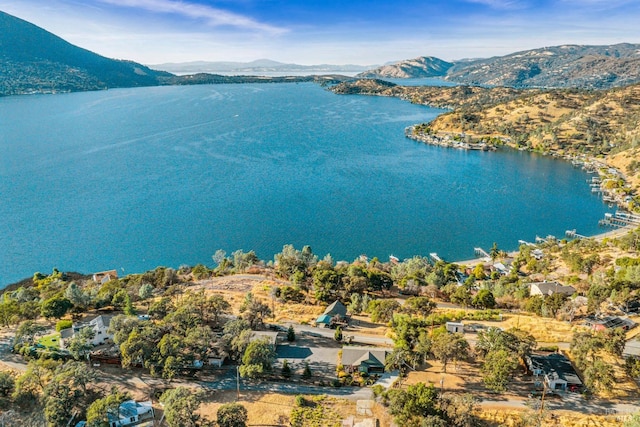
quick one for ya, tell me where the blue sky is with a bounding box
[2,0,639,65]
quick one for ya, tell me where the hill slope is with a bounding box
[357,44,640,89]
[0,11,171,95]
[356,56,453,79]
[447,44,640,89]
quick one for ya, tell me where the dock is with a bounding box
[599,211,640,228]
[474,247,490,260]
[565,229,586,239]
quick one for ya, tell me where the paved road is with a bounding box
[200,367,396,401]
[290,323,393,347]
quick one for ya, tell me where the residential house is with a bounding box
[341,347,389,374]
[585,316,637,332]
[108,400,154,427]
[76,400,154,427]
[92,269,118,284]
[316,300,348,328]
[526,353,583,392]
[60,315,114,349]
[529,281,576,297]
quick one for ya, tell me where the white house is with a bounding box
[60,315,114,349]
[109,400,154,427]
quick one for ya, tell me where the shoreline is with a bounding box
[452,224,636,267]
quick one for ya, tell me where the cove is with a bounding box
[0,83,611,287]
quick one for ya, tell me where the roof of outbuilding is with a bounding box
[323,300,347,317]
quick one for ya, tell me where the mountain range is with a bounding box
[359,44,640,89]
[150,59,373,75]
[2,9,640,95]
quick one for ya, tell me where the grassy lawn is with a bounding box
[38,332,61,349]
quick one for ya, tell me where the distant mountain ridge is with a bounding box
[356,56,453,78]
[358,44,640,89]
[0,11,171,95]
[150,59,374,75]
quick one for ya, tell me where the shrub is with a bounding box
[55,319,72,332]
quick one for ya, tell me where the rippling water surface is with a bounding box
[0,83,611,286]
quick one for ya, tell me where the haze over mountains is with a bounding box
[150,59,373,76]
[2,9,640,95]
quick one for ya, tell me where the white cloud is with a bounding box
[97,0,287,34]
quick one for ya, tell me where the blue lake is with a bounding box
[0,83,611,286]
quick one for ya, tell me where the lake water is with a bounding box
[0,83,611,286]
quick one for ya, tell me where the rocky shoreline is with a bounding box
[405,125,497,151]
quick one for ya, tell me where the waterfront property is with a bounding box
[316,300,348,328]
[60,315,114,349]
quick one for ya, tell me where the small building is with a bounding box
[341,347,389,374]
[526,353,583,392]
[316,300,348,328]
[92,269,119,284]
[60,315,114,349]
[529,281,576,297]
[445,322,464,334]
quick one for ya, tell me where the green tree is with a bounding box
[472,289,496,309]
[334,326,343,342]
[287,325,296,342]
[431,331,470,373]
[404,296,437,317]
[67,326,95,360]
[368,299,401,323]
[0,371,15,397]
[386,383,442,426]
[450,286,472,307]
[217,403,248,427]
[239,338,276,378]
[65,282,91,310]
[40,296,72,319]
[583,359,615,393]
[490,242,500,261]
[86,387,131,427]
[240,294,272,329]
[482,348,519,392]
[301,362,312,380]
[13,320,46,348]
[160,387,204,427]
[281,359,292,378]
[138,283,154,301]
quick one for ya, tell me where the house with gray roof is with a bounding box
[60,314,114,349]
[341,347,389,374]
[529,281,576,297]
[316,300,348,327]
[526,353,583,392]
